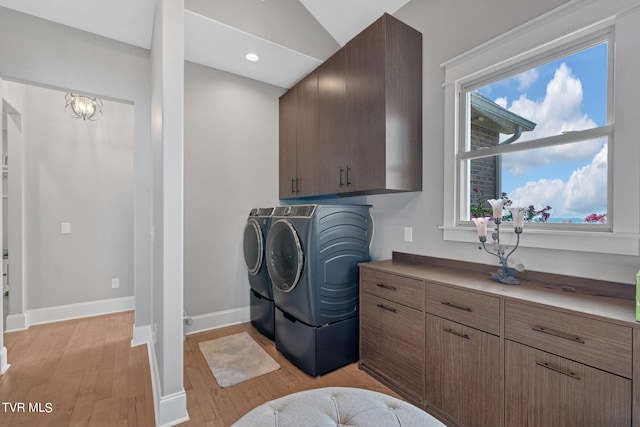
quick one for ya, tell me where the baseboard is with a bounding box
[0,346,9,375]
[4,296,135,332]
[132,324,153,347]
[158,390,189,427]
[186,306,250,335]
[5,313,27,332]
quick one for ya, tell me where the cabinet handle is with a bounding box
[376,303,397,313]
[339,167,345,187]
[376,283,397,291]
[295,177,300,193]
[291,178,296,194]
[532,326,585,344]
[444,328,470,340]
[535,361,581,381]
[346,166,352,186]
[441,301,473,312]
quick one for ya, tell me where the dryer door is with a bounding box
[266,219,303,293]
[243,218,263,275]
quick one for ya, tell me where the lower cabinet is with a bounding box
[425,314,502,427]
[505,340,632,427]
[359,263,638,427]
[360,292,425,403]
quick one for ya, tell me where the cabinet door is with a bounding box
[295,72,320,197]
[426,314,502,427]
[318,50,347,195]
[505,340,631,427]
[344,17,386,193]
[279,87,297,199]
[360,292,424,402]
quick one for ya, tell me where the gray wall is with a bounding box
[184,61,283,316]
[360,0,639,283]
[0,6,152,326]
[18,83,134,309]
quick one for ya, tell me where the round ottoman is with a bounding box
[232,387,445,427]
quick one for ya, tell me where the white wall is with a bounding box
[183,62,283,318]
[16,83,134,309]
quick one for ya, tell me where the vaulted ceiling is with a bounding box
[0,0,410,88]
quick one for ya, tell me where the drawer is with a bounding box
[504,300,633,378]
[360,292,425,401]
[360,267,424,311]
[425,282,500,335]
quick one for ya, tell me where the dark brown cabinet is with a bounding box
[359,258,640,427]
[426,315,502,427]
[279,72,321,198]
[505,340,631,427]
[279,13,422,199]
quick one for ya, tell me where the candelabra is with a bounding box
[472,200,526,285]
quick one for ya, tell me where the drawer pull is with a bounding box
[536,361,581,381]
[532,326,586,344]
[444,328,470,340]
[441,301,472,312]
[376,304,397,313]
[376,283,397,291]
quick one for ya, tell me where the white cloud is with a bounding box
[562,143,608,215]
[507,144,608,218]
[515,68,539,91]
[501,63,602,176]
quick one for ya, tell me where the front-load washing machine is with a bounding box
[265,204,371,375]
[243,207,275,340]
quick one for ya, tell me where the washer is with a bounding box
[265,204,371,375]
[243,207,275,340]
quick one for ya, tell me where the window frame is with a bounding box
[440,0,640,256]
[459,30,613,231]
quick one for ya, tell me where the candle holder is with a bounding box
[473,202,526,285]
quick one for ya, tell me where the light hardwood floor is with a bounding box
[182,322,400,426]
[0,312,401,426]
[0,311,155,426]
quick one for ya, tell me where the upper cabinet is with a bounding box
[279,13,422,200]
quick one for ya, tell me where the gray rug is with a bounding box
[199,332,280,388]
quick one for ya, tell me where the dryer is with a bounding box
[243,207,275,339]
[265,204,371,375]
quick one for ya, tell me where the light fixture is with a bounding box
[245,53,260,62]
[65,93,103,121]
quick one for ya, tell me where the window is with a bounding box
[441,1,640,256]
[459,36,612,229]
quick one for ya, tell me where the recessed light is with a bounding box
[246,53,260,62]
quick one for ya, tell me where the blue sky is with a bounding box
[476,42,608,220]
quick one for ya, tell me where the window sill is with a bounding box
[439,225,640,256]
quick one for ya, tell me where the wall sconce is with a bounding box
[65,93,103,121]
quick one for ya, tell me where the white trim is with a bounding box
[5,313,27,331]
[440,226,640,256]
[3,296,134,332]
[144,337,189,427]
[158,390,189,427]
[185,306,250,335]
[132,324,153,347]
[0,346,9,375]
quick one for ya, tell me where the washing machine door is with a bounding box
[243,218,264,275]
[266,219,303,293]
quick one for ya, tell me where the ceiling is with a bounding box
[0,0,410,89]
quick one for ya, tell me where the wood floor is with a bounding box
[0,311,154,427]
[0,312,401,427]
[182,322,400,427]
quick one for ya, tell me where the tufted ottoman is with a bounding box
[232,387,445,427]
